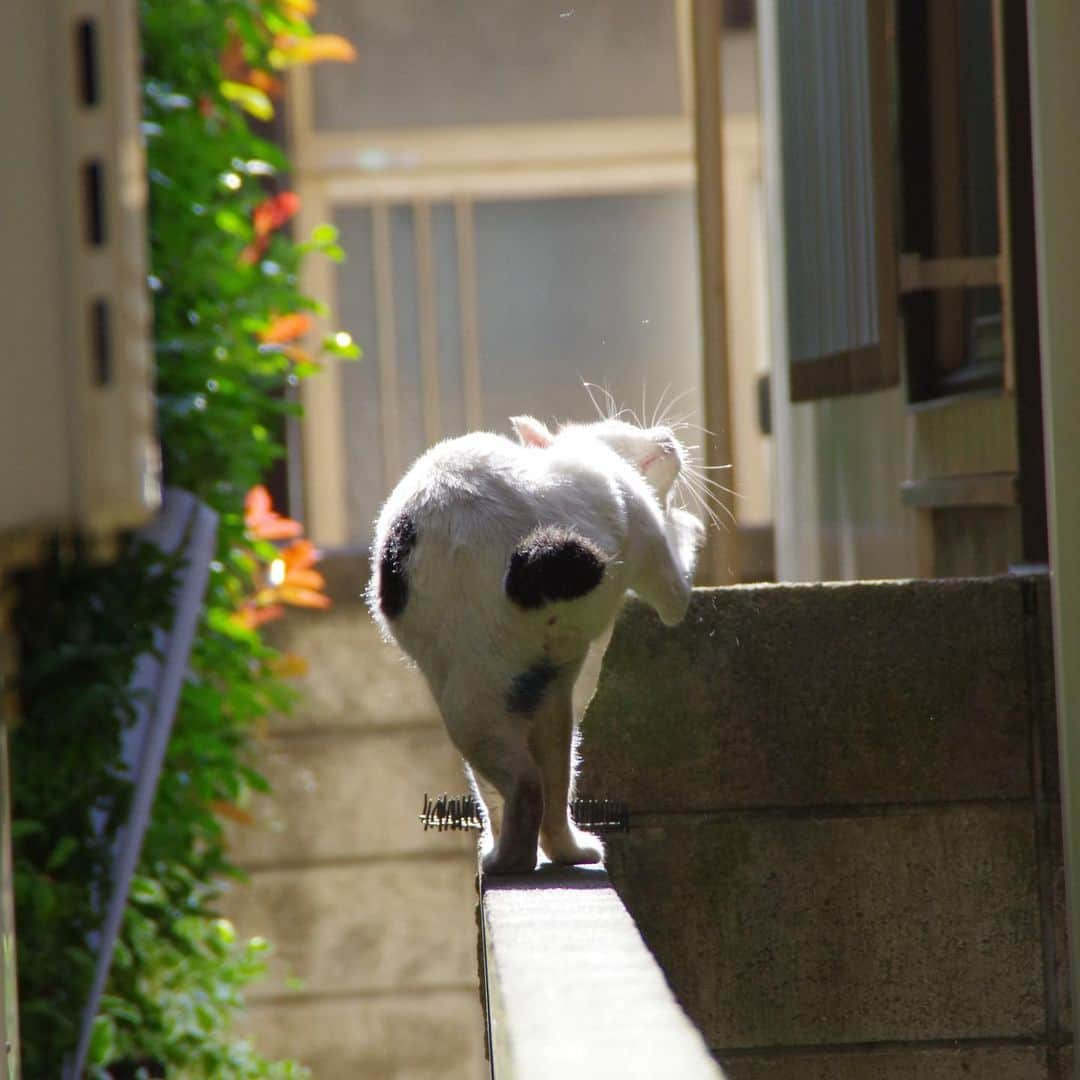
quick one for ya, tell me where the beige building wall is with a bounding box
[222,560,486,1079]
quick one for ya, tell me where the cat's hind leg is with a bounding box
[531,686,603,867]
[465,764,503,839]
[454,726,543,875]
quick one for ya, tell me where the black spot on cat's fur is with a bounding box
[378,513,417,619]
[507,658,560,714]
[504,525,607,610]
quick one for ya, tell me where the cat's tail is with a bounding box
[503,525,609,610]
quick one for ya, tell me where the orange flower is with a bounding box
[271,540,330,604]
[279,344,321,371]
[220,32,248,83]
[277,585,332,609]
[253,191,300,237]
[240,192,300,265]
[272,33,356,67]
[244,485,303,540]
[236,489,332,624]
[281,0,318,17]
[209,800,255,826]
[248,69,285,98]
[281,538,319,570]
[239,240,265,266]
[231,603,285,629]
[269,652,311,678]
[258,313,312,344]
[220,30,284,98]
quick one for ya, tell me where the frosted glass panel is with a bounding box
[333,192,702,545]
[473,192,702,436]
[312,0,681,130]
[334,207,385,540]
[432,204,467,439]
[389,206,427,473]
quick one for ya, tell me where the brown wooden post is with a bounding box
[691,0,738,585]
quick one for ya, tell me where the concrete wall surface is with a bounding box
[580,577,1070,1079]
[220,555,486,1079]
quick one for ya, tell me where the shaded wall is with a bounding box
[581,579,1070,1078]
[222,555,485,1079]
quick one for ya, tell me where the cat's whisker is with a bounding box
[678,470,738,528]
[601,384,631,424]
[682,474,743,508]
[666,416,698,435]
[583,380,637,425]
[686,480,740,522]
[650,383,673,429]
[670,417,723,440]
[581,380,608,422]
[655,388,695,429]
[692,492,735,533]
[678,477,731,533]
[686,469,743,498]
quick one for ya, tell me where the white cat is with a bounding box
[367,412,704,873]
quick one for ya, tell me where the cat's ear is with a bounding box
[510,415,554,448]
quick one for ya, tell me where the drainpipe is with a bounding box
[1027,0,1080,1071]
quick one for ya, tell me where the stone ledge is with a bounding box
[718,1042,1049,1079]
[581,577,1047,810]
[606,805,1045,1048]
[480,863,725,1079]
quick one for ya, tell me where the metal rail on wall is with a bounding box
[65,490,218,1080]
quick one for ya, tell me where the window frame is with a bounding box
[896,0,1017,406]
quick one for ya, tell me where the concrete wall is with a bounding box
[221,555,486,1079]
[581,577,1070,1078]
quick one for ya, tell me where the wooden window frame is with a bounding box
[896,0,1018,405]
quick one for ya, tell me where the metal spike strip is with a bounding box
[419,792,630,833]
[419,792,484,832]
[570,796,630,834]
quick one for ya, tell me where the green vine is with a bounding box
[10,1,357,1075]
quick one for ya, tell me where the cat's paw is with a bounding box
[482,844,538,875]
[541,825,604,867]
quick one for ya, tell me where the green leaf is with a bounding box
[87,1015,115,1066]
[11,820,45,840]
[219,81,274,122]
[215,208,252,238]
[45,836,78,871]
[321,334,362,360]
[128,876,167,906]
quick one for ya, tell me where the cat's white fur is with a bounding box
[368,414,703,873]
